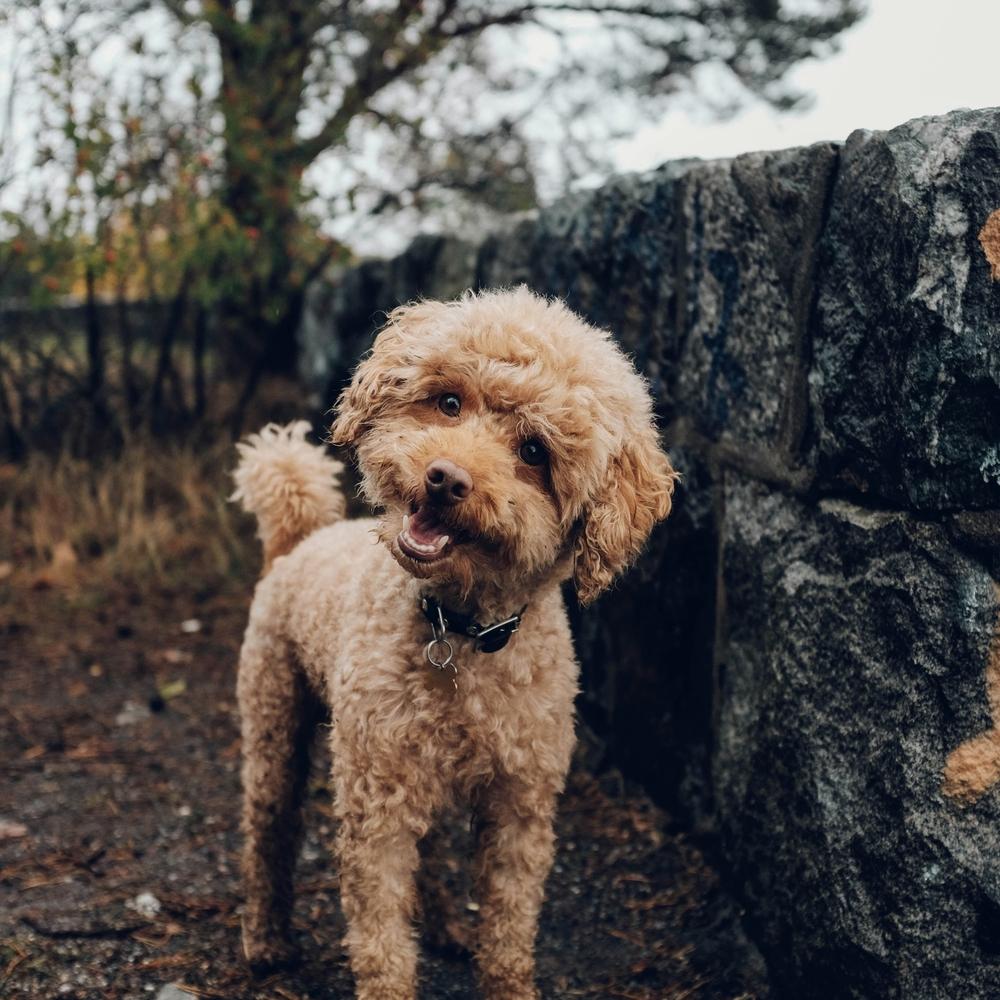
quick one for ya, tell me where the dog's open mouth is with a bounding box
[397,504,454,563]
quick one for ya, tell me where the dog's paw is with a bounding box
[478,973,539,1000]
[241,928,301,977]
[422,914,475,958]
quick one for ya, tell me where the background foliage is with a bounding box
[0,1,862,568]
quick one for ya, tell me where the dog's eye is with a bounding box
[518,439,547,466]
[438,393,461,417]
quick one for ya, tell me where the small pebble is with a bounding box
[115,700,152,727]
[155,986,190,1000]
[129,891,162,917]
[180,618,202,633]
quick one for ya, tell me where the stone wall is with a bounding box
[300,108,1000,999]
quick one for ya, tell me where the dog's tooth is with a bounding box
[403,530,429,553]
[399,527,449,558]
[402,514,410,530]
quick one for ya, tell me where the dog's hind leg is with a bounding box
[238,626,319,974]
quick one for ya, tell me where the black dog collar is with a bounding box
[420,595,527,654]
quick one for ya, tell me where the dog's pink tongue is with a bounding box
[408,506,447,545]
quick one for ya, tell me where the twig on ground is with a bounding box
[20,912,149,939]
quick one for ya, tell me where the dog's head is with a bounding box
[331,288,676,604]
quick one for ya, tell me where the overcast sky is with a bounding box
[614,0,1000,169]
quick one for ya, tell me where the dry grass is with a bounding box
[0,433,259,594]
[0,372,337,599]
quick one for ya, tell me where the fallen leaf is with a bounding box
[51,540,77,570]
[158,678,187,701]
[31,540,79,589]
[0,819,28,840]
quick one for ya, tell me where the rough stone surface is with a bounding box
[479,168,687,408]
[673,143,837,475]
[718,474,1000,999]
[810,108,1000,510]
[568,445,719,828]
[299,106,1000,999]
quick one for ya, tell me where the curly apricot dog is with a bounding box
[232,287,676,999]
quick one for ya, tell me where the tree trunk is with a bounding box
[84,265,104,400]
[0,358,24,460]
[116,282,138,420]
[149,272,191,432]
[213,1,312,384]
[192,304,209,420]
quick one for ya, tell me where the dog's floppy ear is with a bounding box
[329,347,390,447]
[330,301,436,446]
[573,427,677,605]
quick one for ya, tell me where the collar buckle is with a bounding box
[420,597,526,654]
[472,614,522,653]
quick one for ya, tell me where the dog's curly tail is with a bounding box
[232,421,346,573]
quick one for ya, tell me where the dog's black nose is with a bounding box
[425,459,473,504]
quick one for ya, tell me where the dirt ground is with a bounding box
[0,578,768,1000]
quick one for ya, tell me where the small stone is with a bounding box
[115,700,152,727]
[179,618,201,633]
[155,987,189,1000]
[129,891,162,918]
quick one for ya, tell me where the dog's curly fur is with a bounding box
[234,287,677,999]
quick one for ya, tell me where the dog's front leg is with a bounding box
[473,778,559,1000]
[334,760,432,1000]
